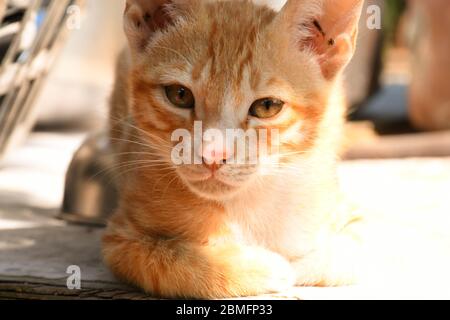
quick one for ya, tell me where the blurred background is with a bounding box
[0,0,449,231]
[1,0,450,229]
[0,0,450,299]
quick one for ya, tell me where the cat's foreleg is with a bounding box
[292,218,365,287]
[102,214,296,298]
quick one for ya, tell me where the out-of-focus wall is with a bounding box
[35,0,126,128]
[408,0,450,130]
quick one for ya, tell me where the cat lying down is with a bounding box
[103,0,366,298]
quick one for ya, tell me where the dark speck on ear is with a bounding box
[313,19,326,37]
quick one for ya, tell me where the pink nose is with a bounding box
[200,142,232,167]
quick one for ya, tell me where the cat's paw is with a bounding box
[255,249,297,293]
[214,245,296,297]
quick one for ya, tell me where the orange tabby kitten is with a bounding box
[103,0,364,298]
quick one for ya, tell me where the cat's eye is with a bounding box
[165,85,195,109]
[249,98,285,119]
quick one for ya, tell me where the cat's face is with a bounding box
[125,0,362,201]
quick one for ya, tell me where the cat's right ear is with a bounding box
[276,0,364,80]
[124,0,191,52]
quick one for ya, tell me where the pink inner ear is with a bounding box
[135,5,172,33]
[296,17,359,80]
[150,5,173,31]
[125,0,177,51]
[299,19,333,57]
[280,0,363,79]
[125,0,175,31]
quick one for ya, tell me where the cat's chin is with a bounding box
[181,176,245,201]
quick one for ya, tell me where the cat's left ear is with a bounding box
[124,0,193,52]
[277,0,364,80]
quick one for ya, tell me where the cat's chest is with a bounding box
[221,189,318,256]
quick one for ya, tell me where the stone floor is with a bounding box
[1,131,450,299]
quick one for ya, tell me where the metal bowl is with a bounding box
[61,132,118,226]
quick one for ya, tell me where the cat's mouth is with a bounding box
[184,170,236,188]
[176,166,250,200]
[184,176,239,200]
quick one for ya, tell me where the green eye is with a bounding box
[249,98,284,119]
[165,85,195,109]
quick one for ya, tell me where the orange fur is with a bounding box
[103,0,364,298]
